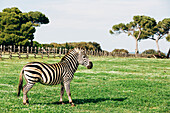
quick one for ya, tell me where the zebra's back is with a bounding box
[23,62,64,85]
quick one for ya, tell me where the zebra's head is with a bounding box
[75,48,93,69]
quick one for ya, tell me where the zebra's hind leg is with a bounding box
[22,82,34,105]
[59,82,65,104]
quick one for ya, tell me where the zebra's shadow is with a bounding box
[44,97,127,105]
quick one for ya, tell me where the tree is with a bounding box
[110,15,156,57]
[0,7,49,46]
[148,18,170,55]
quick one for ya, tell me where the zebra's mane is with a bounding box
[60,48,78,62]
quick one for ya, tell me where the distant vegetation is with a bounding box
[33,41,102,51]
[111,49,129,54]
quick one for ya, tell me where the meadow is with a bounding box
[0,57,169,113]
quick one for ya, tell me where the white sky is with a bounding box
[0,0,170,53]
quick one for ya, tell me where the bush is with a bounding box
[142,49,166,56]
[112,49,129,54]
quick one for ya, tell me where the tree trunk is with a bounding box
[135,39,139,57]
[156,40,161,56]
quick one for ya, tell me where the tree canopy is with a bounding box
[154,18,170,41]
[0,7,49,46]
[166,34,170,42]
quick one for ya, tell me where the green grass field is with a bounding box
[0,57,169,113]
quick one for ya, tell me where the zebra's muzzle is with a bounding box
[87,61,93,69]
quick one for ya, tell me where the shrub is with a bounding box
[112,49,129,54]
[142,49,166,56]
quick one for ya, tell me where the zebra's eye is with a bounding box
[82,55,86,58]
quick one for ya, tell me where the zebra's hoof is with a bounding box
[23,102,29,105]
[59,101,65,105]
[69,102,75,106]
[71,103,75,107]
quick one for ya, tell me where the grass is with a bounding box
[0,57,169,112]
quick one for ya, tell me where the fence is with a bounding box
[0,45,153,59]
[0,45,117,59]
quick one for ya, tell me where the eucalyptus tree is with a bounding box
[0,7,49,46]
[110,15,156,56]
[149,18,170,55]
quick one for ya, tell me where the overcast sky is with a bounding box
[1,0,170,52]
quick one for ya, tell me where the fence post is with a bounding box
[41,47,43,59]
[99,50,101,57]
[91,50,93,57]
[62,48,65,55]
[31,47,33,54]
[18,46,21,59]
[34,47,37,58]
[65,48,67,55]
[8,46,10,54]
[109,52,112,56]
[88,50,90,56]
[93,50,96,56]
[3,45,5,54]
[104,51,106,57]
[84,49,87,54]
[86,49,89,55]
[53,48,56,58]
[59,48,61,57]
[38,47,40,54]
[47,47,50,58]
[26,46,29,59]
[96,50,99,56]
[0,45,2,58]
[101,50,103,57]
[13,45,15,53]
[22,46,24,53]
[9,46,12,59]
[55,48,57,58]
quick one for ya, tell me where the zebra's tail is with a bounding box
[17,68,24,96]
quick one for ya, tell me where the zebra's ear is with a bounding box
[74,48,80,53]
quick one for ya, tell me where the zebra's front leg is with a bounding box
[59,82,65,104]
[64,82,75,106]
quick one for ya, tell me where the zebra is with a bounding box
[17,48,93,106]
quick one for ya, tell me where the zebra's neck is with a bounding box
[60,49,79,73]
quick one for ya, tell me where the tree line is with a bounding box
[33,41,102,51]
[109,15,170,56]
